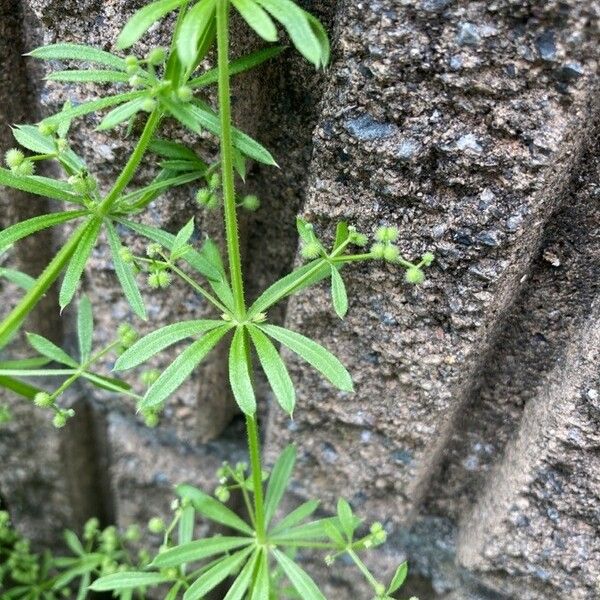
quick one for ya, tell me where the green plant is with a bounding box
[0,0,432,597]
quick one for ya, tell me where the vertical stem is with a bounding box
[215,0,266,541]
[216,0,245,319]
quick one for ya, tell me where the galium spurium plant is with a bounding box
[0,0,432,597]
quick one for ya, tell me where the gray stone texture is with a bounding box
[0,0,599,598]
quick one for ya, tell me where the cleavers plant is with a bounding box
[0,0,432,598]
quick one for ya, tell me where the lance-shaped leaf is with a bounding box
[141,325,230,409]
[171,217,195,260]
[161,97,276,165]
[97,97,148,131]
[0,267,35,291]
[249,550,269,600]
[178,504,195,547]
[120,171,204,206]
[259,324,353,392]
[77,295,93,362]
[0,376,42,400]
[11,124,55,154]
[117,0,186,50]
[0,211,88,252]
[188,46,284,88]
[105,220,147,320]
[115,320,224,370]
[264,445,296,525]
[270,499,320,535]
[149,139,202,162]
[223,550,260,600]
[90,572,170,592]
[255,0,324,68]
[46,70,131,83]
[0,169,82,204]
[248,325,295,416]
[247,259,330,317]
[26,333,78,368]
[177,0,217,69]
[304,10,330,68]
[59,219,102,310]
[151,536,252,568]
[336,498,354,540]
[184,547,254,600]
[232,0,277,42]
[43,91,146,126]
[82,373,133,395]
[229,327,256,415]
[177,484,254,535]
[387,562,408,595]
[27,43,127,70]
[272,549,326,600]
[330,266,348,319]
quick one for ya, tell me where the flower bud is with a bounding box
[56,138,68,153]
[375,226,399,243]
[383,244,400,262]
[214,486,230,503]
[125,55,138,68]
[177,86,193,102]
[118,323,138,347]
[142,98,157,113]
[301,241,321,260]
[241,194,260,211]
[370,242,386,259]
[119,247,134,263]
[148,270,171,289]
[144,411,159,428]
[166,567,179,579]
[5,148,24,169]
[405,266,424,284]
[125,524,141,541]
[52,411,68,428]
[129,75,144,88]
[146,242,163,258]
[146,47,166,65]
[15,160,35,176]
[350,232,368,247]
[195,188,213,206]
[209,173,220,190]
[34,391,53,408]
[38,121,57,136]
[148,517,165,534]
[140,369,160,386]
[324,554,335,566]
[421,251,435,267]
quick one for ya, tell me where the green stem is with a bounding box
[346,548,382,593]
[246,414,266,542]
[216,0,245,319]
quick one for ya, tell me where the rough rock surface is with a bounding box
[0,0,599,598]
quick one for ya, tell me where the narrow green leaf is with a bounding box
[152,536,251,568]
[264,445,296,526]
[188,46,284,88]
[52,555,102,590]
[304,10,330,68]
[272,549,326,600]
[0,357,50,369]
[0,211,87,252]
[178,504,195,546]
[387,561,408,594]
[0,168,82,203]
[248,325,295,416]
[26,333,78,367]
[223,550,260,600]
[296,217,313,244]
[105,220,147,320]
[46,70,130,83]
[229,327,256,415]
[149,139,200,161]
[322,520,345,547]
[81,372,132,395]
[232,0,278,42]
[89,572,169,591]
[43,92,146,125]
[115,320,223,370]
[121,171,203,205]
[336,498,354,540]
[76,295,93,362]
[159,159,203,172]
[0,268,35,291]
[0,375,42,400]
[333,221,349,249]
[177,484,255,535]
[11,125,55,154]
[141,325,230,408]
[247,259,330,317]
[270,499,320,535]
[63,530,84,555]
[183,547,253,600]
[171,217,195,258]
[76,571,90,600]
[27,43,127,70]
[255,0,322,67]
[96,97,147,131]
[260,324,353,392]
[59,219,101,310]
[249,550,269,600]
[177,0,217,69]
[330,266,348,319]
[117,0,185,50]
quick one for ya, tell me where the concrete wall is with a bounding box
[0,0,598,598]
